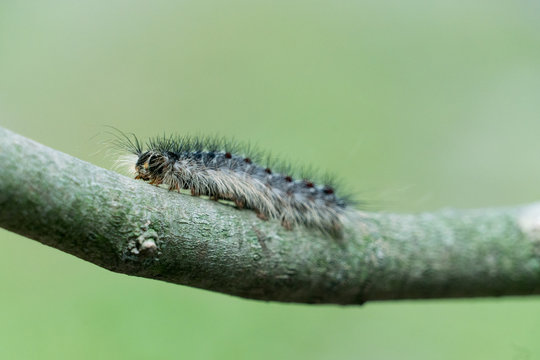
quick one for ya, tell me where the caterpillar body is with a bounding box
[115,133,352,237]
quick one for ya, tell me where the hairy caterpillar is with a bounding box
[114,132,353,236]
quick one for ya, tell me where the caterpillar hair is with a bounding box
[112,131,354,237]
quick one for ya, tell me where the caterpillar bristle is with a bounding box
[113,131,353,237]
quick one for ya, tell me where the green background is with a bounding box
[1,1,540,359]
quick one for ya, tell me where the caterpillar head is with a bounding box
[135,151,167,182]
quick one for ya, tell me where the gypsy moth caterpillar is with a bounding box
[113,131,353,237]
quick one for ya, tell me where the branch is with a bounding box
[1,126,540,305]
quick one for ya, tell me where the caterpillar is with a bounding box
[113,132,353,237]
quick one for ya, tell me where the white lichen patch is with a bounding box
[518,203,540,237]
[139,238,157,252]
[128,226,159,256]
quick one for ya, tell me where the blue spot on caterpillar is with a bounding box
[113,131,353,237]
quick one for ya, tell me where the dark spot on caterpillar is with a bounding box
[323,186,334,195]
[225,152,232,159]
[265,168,272,174]
[305,181,314,188]
[285,176,293,182]
[165,151,179,160]
[244,157,252,164]
[191,151,202,160]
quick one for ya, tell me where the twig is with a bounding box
[1,126,540,305]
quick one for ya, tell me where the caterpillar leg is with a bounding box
[281,219,293,230]
[234,199,245,209]
[329,222,344,240]
[256,212,268,221]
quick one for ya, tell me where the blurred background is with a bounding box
[1,0,540,359]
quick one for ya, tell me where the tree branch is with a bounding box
[1,126,540,305]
